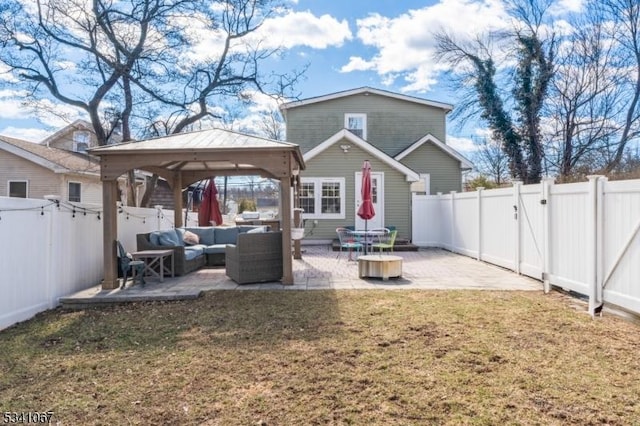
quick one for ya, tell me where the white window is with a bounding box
[68,182,81,202]
[345,113,367,139]
[73,130,91,153]
[8,180,28,198]
[299,178,345,219]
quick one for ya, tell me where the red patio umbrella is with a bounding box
[357,160,375,254]
[198,177,223,226]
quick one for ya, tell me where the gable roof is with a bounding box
[394,133,474,171]
[40,119,93,147]
[304,129,421,182]
[0,134,100,175]
[280,86,454,113]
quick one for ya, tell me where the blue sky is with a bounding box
[0,0,583,154]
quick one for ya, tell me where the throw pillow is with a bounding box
[183,230,200,245]
[158,229,181,246]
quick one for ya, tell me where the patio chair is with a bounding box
[371,228,397,254]
[336,227,363,261]
[117,240,145,289]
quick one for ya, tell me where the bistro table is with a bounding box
[358,255,403,281]
[131,249,174,282]
[350,229,386,255]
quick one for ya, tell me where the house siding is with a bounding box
[285,92,448,155]
[0,151,103,203]
[46,126,99,152]
[398,143,463,193]
[302,140,412,241]
[63,175,103,204]
[0,152,62,199]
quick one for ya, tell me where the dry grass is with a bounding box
[1,290,640,425]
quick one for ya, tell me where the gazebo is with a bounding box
[90,128,305,290]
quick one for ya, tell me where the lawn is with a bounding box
[1,290,639,425]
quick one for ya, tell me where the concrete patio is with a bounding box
[60,247,543,308]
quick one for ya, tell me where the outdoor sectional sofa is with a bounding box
[136,225,280,278]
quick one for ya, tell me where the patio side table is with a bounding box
[132,249,175,282]
[358,255,403,280]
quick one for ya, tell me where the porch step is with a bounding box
[331,238,419,252]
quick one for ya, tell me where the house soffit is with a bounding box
[394,133,474,170]
[303,129,420,182]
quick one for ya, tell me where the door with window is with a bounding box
[355,172,383,230]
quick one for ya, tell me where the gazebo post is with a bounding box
[101,179,119,289]
[173,172,183,228]
[280,177,293,285]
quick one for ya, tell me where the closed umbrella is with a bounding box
[357,160,375,254]
[198,177,223,226]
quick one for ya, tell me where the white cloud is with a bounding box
[0,126,51,142]
[0,89,86,133]
[341,0,511,91]
[340,56,373,73]
[184,10,352,64]
[447,135,479,153]
[242,90,281,113]
[550,0,584,15]
[254,11,352,50]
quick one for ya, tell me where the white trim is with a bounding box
[304,129,420,182]
[299,177,346,220]
[344,113,367,140]
[355,171,384,230]
[395,133,474,170]
[281,87,453,112]
[8,179,29,198]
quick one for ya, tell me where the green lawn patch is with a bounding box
[1,290,639,425]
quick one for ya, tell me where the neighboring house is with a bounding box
[0,120,104,204]
[280,86,473,243]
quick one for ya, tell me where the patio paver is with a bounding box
[60,247,542,308]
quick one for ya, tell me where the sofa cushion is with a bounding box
[158,229,181,246]
[184,246,204,260]
[246,226,266,234]
[184,227,216,245]
[203,244,227,254]
[183,230,200,245]
[149,231,160,246]
[238,225,264,233]
[215,227,239,245]
[173,228,187,246]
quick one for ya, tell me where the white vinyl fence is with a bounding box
[413,176,640,316]
[0,197,180,330]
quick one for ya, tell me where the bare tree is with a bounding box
[541,0,639,180]
[433,0,555,184]
[598,0,640,173]
[257,108,285,140]
[472,137,510,185]
[0,0,305,206]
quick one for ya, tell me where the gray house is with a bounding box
[280,86,472,243]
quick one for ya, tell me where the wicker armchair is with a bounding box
[225,231,283,284]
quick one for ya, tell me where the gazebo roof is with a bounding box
[92,127,303,289]
[90,128,305,182]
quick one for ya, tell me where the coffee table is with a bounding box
[132,249,174,282]
[358,255,403,280]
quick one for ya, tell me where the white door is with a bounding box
[355,171,384,230]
